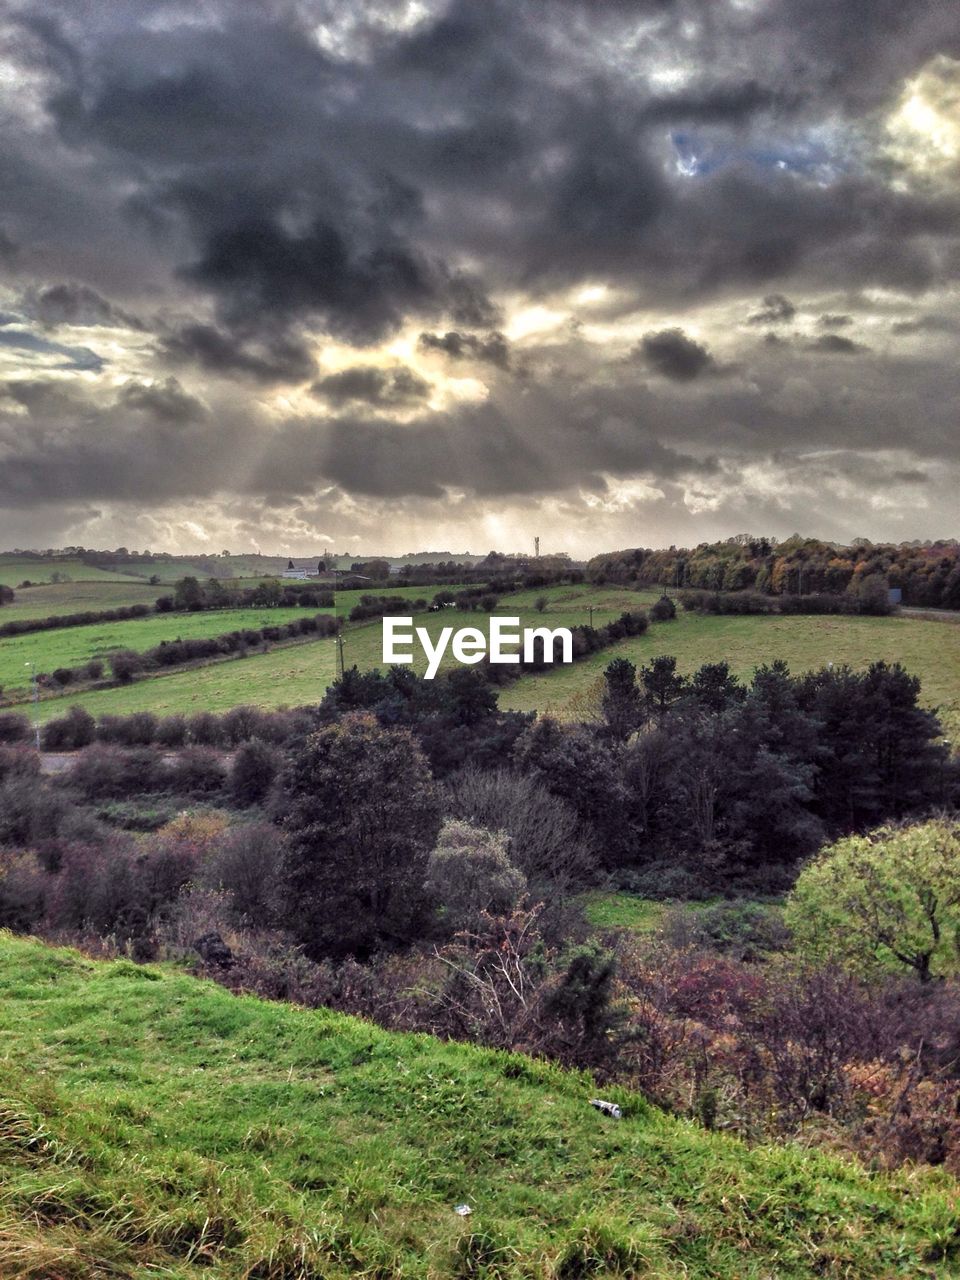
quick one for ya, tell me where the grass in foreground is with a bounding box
[0,933,958,1279]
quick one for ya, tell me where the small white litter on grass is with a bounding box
[589,1098,622,1119]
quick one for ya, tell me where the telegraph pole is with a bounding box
[25,661,40,751]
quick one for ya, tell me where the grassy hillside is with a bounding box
[0,607,326,697]
[27,633,337,722]
[0,557,141,587]
[15,582,960,736]
[1,932,957,1279]
[0,580,164,623]
[497,600,960,738]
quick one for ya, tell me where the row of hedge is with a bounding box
[482,607,655,685]
[0,701,311,753]
[31,612,340,690]
[347,588,501,622]
[156,579,334,613]
[678,589,895,617]
[0,603,152,639]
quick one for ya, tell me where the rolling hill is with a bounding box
[1,932,958,1279]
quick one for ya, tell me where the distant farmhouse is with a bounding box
[282,559,313,580]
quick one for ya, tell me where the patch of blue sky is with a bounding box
[0,326,104,371]
[671,130,848,182]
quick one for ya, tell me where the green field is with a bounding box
[579,892,671,933]
[0,579,163,623]
[0,556,142,587]
[15,583,960,738]
[27,633,337,722]
[498,604,960,738]
[1,932,956,1279]
[0,607,323,698]
[338,583,659,676]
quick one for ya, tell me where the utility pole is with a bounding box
[25,661,40,751]
[337,631,346,678]
[588,605,594,628]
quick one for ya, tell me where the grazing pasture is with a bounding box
[0,606,323,696]
[0,579,162,622]
[12,581,959,741]
[0,555,140,586]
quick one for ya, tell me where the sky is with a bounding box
[0,0,958,558]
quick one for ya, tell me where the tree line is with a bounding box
[590,535,960,609]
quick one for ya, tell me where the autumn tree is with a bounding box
[786,819,960,982]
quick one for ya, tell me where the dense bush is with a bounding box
[39,705,95,751]
[163,746,227,795]
[67,744,165,800]
[0,851,47,931]
[424,819,526,934]
[0,712,31,744]
[444,766,597,890]
[0,744,40,784]
[649,594,677,621]
[280,715,441,957]
[205,822,285,923]
[230,739,281,807]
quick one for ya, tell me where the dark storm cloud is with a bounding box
[158,324,316,385]
[22,282,142,329]
[805,333,867,354]
[637,329,715,382]
[0,0,959,537]
[311,365,431,407]
[0,229,18,265]
[418,331,511,370]
[180,217,439,344]
[818,314,853,328]
[118,377,207,423]
[891,315,959,335]
[748,295,797,325]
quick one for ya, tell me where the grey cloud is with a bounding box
[159,324,315,384]
[418,330,511,369]
[311,365,431,407]
[22,282,142,329]
[818,314,853,328]
[805,333,867,354]
[0,0,958,549]
[892,314,959,335]
[118,377,207,423]
[637,329,715,382]
[748,294,797,325]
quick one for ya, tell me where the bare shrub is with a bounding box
[444,766,597,889]
[205,821,284,923]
